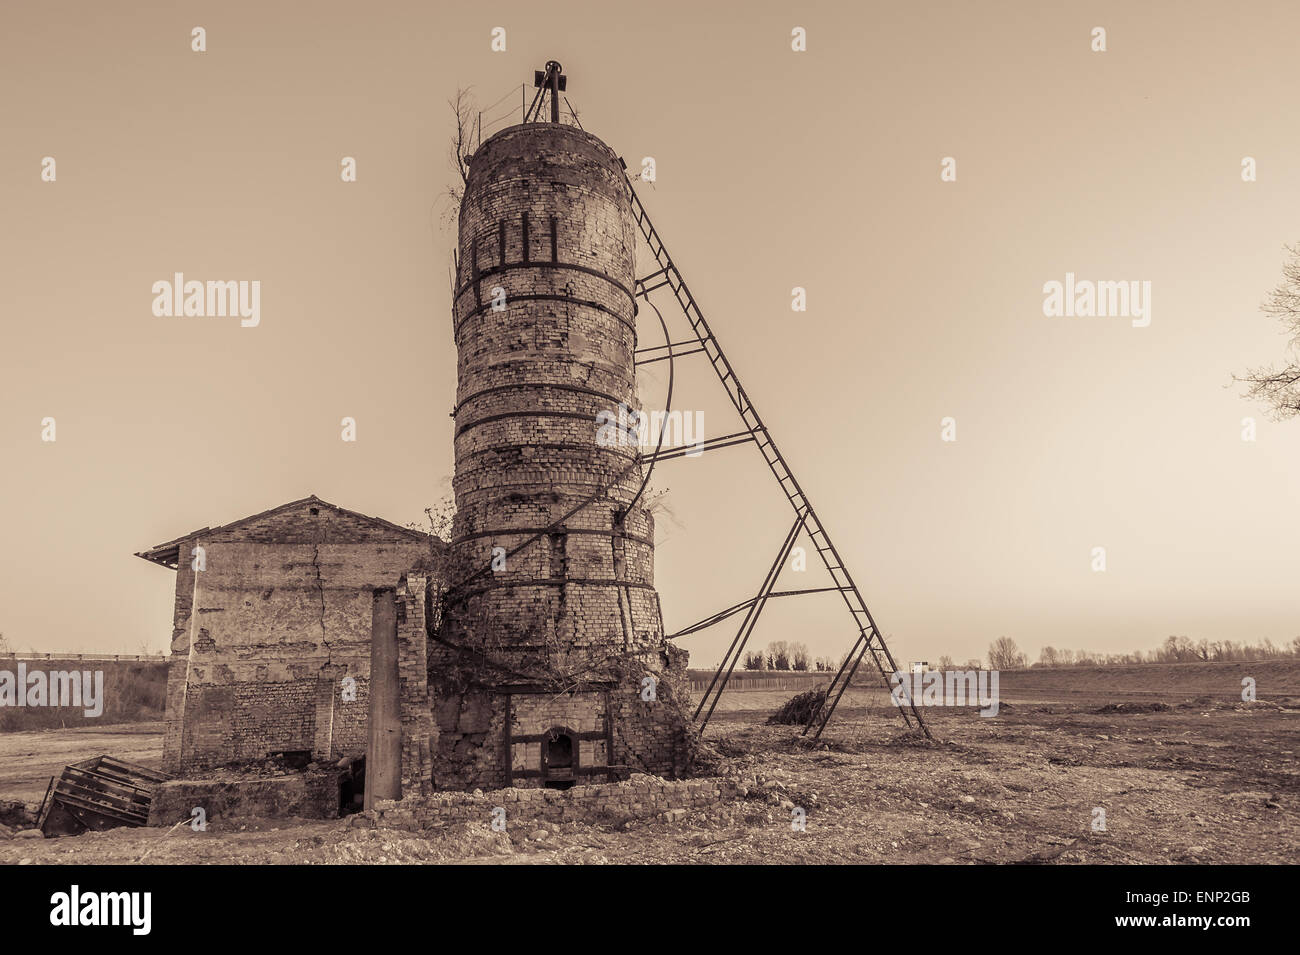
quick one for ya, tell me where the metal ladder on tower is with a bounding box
[626,178,931,741]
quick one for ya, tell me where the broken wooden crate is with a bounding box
[37,755,171,837]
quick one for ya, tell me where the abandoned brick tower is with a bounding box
[434,62,693,790]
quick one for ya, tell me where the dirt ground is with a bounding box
[2,690,1295,864]
[0,722,162,805]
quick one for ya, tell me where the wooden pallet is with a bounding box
[37,755,171,836]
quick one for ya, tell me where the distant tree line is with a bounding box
[737,631,1300,677]
[1036,634,1300,667]
[740,641,838,672]
[927,634,1300,671]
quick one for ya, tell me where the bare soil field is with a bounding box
[706,658,1300,712]
[0,722,163,805]
[2,680,1295,864]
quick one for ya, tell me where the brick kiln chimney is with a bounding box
[434,64,692,791]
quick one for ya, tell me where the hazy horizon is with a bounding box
[3,0,1299,671]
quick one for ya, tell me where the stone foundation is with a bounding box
[423,633,695,791]
[148,768,348,826]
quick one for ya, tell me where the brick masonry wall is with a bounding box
[423,642,694,791]
[608,644,694,779]
[397,576,433,797]
[450,123,660,659]
[509,691,610,781]
[160,501,431,773]
[435,124,693,790]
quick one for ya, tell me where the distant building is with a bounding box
[136,496,434,774]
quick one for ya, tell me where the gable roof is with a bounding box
[134,495,435,570]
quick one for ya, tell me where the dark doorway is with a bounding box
[271,750,313,770]
[339,756,366,816]
[546,733,573,768]
[543,727,577,790]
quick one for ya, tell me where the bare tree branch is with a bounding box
[1234,243,1300,420]
[448,88,474,188]
[436,89,477,237]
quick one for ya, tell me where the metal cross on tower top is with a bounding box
[531,60,567,123]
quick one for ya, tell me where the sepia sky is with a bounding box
[2,0,1298,668]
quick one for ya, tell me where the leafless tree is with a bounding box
[436,89,477,237]
[988,636,1027,670]
[1235,243,1300,420]
[766,640,791,671]
[451,91,475,180]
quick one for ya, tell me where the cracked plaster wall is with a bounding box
[161,503,429,773]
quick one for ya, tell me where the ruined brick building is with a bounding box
[139,68,693,796]
[136,496,433,774]
[434,102,693,790]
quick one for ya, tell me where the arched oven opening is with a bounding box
[543,726,577,790]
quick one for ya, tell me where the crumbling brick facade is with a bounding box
[437,122,693,790]
[396,576,434,797]
[138,121,695,804]
[140,497,434,774]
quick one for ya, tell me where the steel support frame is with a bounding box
[694,515,806,733]
[625,177,930,741]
